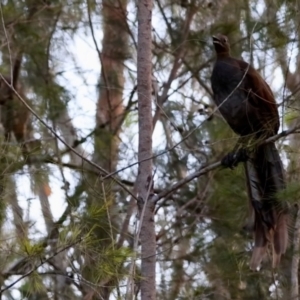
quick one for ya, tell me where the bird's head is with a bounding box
[212,34,230,55]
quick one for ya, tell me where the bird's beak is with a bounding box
[212,36,221,45]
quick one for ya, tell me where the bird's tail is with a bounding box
[244,142,288,270]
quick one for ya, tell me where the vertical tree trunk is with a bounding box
[136,1,155,299]
[83,1,129,299]
[94,0,128,172]
[272,0,300,293]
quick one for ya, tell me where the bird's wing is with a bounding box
[236,59,280,134]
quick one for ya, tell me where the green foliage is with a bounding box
[22,239,44,257]
[19,273,48,300]
[0,0,299,299]
[277,181,300,205]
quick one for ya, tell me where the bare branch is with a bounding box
[291,205,300,299]
[154,125,300,202]
[1,239,82,293]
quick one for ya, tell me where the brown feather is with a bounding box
[211,34,289,269]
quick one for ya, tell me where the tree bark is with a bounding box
[269,0,300,294]
[82,1,129,299]
[136,1,155,299]
[94,0,128,172]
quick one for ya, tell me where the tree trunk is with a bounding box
[94,0,128,172]
[82,1,129,299]
[136,1,156,299]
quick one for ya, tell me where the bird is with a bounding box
[210,34,289,270]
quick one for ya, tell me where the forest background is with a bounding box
[0,0,299,299]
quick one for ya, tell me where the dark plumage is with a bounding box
[211,34,288,270]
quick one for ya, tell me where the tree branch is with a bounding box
[154,125,300,202]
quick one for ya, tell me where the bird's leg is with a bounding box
[221,137,249,169]
[221,148,248,168]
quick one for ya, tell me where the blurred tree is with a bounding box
[81,0,130,299]
[0,0,299,299]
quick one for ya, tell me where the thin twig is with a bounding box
[87,0,111,107]
[0,77,136,200]
[1,239,82,293]
[153,125,300,202]
[0,3,13,80]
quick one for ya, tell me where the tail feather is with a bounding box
[250,246,267,271]
[249,214,269,270]
[273,213,288,255]
[244,142,288,269]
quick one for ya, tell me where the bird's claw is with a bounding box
[221,148,248,169]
